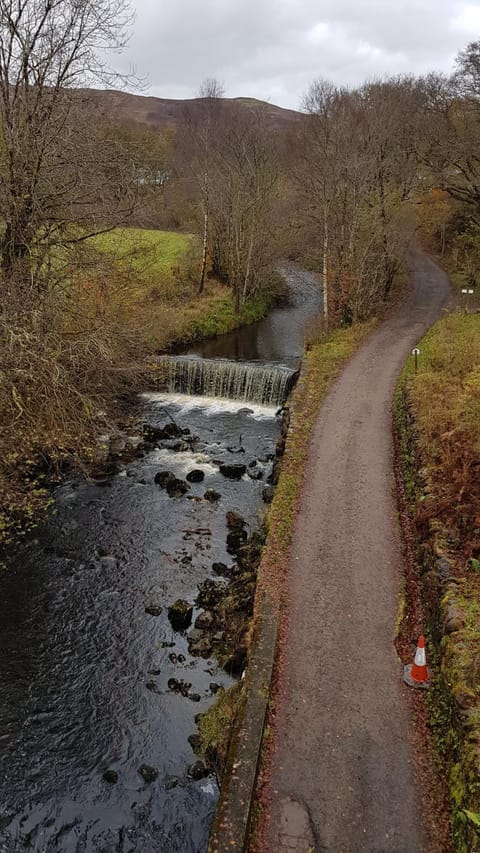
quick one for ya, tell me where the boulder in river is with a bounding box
[145,604,162,616]
[188,733,202,751]
[168,678,192,696]
[189,760,210,780]
[166,478,190,498]
[143,422,181,442]
[186,469,205,483]
[204,489,221,502]
[103,769,118,784]
[226,511,246,531]
[170,440,190,452]
[262,485,275,503]
[196,580,227,609]
[138,764,158,783]
[189,637,213,658]
[168,599,193,630]
[195,610,215,630]
[219,464,246,480]
[154,470,176,487]
[227,529,248,553]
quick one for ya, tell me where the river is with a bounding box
[0,265,321,853]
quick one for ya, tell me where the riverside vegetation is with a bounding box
[395,312,480,851]
[0,226,278,551]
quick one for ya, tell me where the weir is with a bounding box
[158,356,297,407]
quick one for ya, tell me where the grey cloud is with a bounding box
[118,0,480,107]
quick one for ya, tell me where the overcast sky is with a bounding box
[119,0,480,109]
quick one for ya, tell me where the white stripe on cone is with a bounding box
[415,645,426,667]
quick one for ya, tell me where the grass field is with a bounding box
[91,227,194,282]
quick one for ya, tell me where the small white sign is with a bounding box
[462,288,475,294]
[462,288,468,293]
[412,347,420,356]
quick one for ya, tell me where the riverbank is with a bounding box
[0,227,283,553]
[394,310,480,852]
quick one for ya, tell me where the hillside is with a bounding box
[77,88,300,132]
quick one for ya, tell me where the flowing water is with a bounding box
[158,358,297,406]
[0,265,321,853]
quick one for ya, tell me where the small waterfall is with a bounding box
[158,357,297,406]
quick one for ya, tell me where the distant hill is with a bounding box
[77,89,301,133]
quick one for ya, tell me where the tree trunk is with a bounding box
[323,209,329,328]
[198,173,209,295]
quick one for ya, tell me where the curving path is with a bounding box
[261,250,452,853]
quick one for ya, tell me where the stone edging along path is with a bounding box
[207,320,376,852]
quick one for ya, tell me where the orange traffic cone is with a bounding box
[403,635,431,689]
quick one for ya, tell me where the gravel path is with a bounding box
[261,250,452,853]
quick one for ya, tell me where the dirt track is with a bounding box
[261,250,452,853]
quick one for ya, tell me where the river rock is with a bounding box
[168,599,193,630]
[227,529,248,553]
[188,628,204,643]
[170,440,190,452]
[196,580,227,608]
[188,733,202,751]
[168,678,192,696]
[186,469,205,483]
[189,692,201,702]
[103,769,118,783]
[219,464,246,480]
[189,760,209,780]
[146,680,161,694]
[143,423,174,442]
[165,776,181,790]
[138,764,158,783]
[162,423,183,440]
[195,610,214,629]
[226,511,246,531]
[154,470,176,487]
[189,637,213,658]
[97,545,111,557]
[262,485,275,503]
[210,682,222,694]
[166,478,190,498]
[212,562,229,576]
[145,604,162,616]
[204,489,221,502]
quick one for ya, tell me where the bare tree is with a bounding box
[198,77,225,100]
[209,105,278,309]
[0,0,136,304]
[190,76,225,294]
[297,76,420,324]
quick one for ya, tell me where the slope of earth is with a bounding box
[259,249,452,853]
[76,89,300,132]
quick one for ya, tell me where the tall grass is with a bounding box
[403,312,480,568]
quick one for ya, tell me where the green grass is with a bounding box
[256,319,376,610]
[90,227,194,280]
